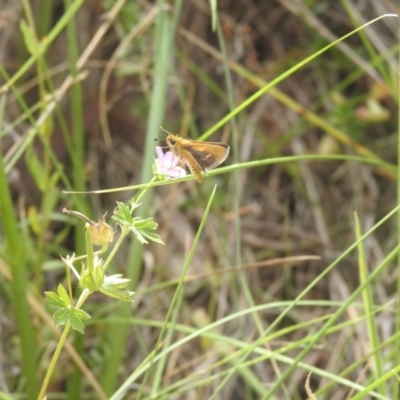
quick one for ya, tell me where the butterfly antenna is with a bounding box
[158,126,174,142]
[159,126,171,134]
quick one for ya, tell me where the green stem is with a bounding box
[37,322,72,400]
[37,289,89,400]
[102,229,129,272]
[85,224,94,273]
[101,176,158,273]
[134,176,157,207]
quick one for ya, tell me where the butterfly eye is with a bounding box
[169,139,176,145]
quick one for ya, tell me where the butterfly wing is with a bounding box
[183,142,230,172]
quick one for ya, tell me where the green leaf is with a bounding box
[99,274,135,302]
[69,307,91,333]
[68,309,86,334]
[50,303,91,334]
[72,308,91,321]
[112,201,164,244]
[99,287,135,302]
[102,274,130,289]
[42,186,60,216]
[131,227,148,244]
[140,231,164,245]
[53,307,69,326]
[57,284,70,305]
[45,284,70,308]
[25,145,47,192]
[134,218,157,230]
[45,291,66,308]
[133,218,163,244]
[19,19,37,54]
[112,201,134,225]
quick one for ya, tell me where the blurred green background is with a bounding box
[0,0,398,399]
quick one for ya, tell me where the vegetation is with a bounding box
[0,1,398,399]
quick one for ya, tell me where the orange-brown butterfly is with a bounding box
[161,128,230,183]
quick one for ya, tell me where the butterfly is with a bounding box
[162,129,230,183]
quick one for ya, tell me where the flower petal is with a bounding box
[154,147,186,179]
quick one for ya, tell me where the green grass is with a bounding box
[0,2,398,400]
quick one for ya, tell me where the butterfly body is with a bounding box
[166,134,230,183]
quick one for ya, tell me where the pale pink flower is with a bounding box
[154,146,186,179]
